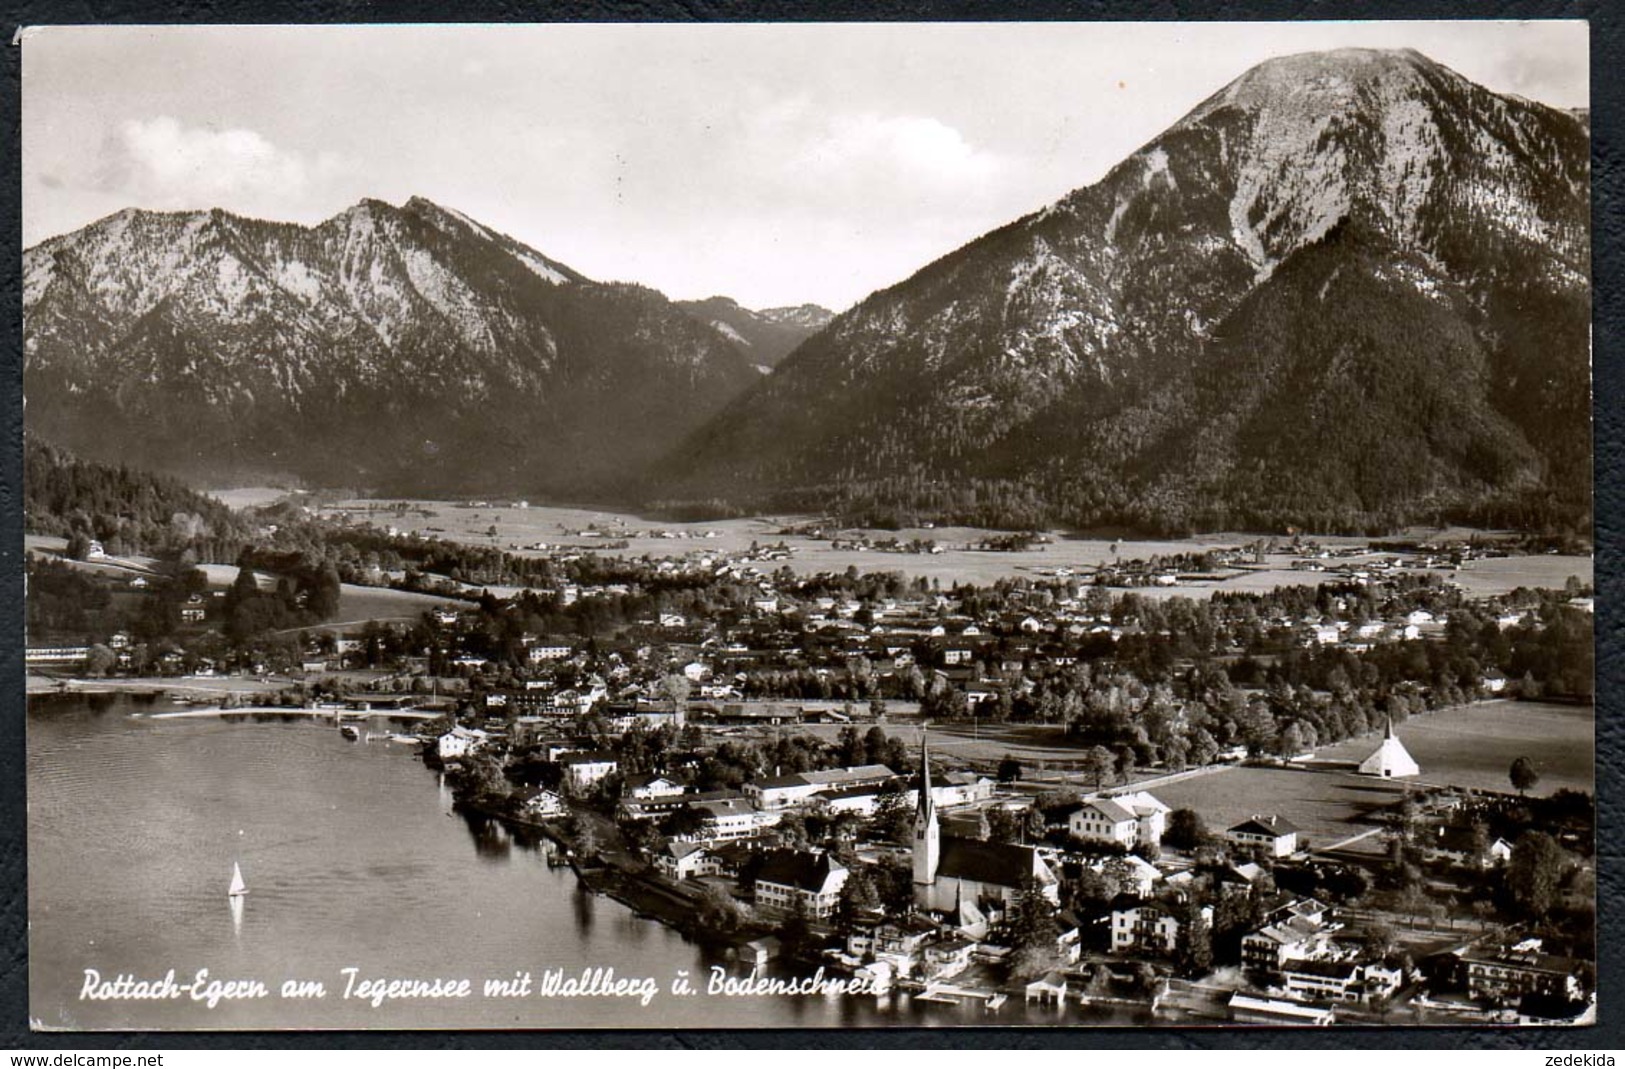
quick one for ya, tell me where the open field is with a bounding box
[1148,700,1593,850]
[30,503,1589,600]
[197,563,464,623]
[774,717,1184,791]
[329,584,465,622]
[1444,555,1595,598]
[783,717,1092,763]
[1152,765,1406,850]
[1306,699,1593,796]
[313,500,1592,595]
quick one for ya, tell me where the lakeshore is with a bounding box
[29,695,1156,1027]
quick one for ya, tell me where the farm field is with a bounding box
[331,584,464,623]
[191,563,464,625]
[311,500,1592,595]
[778,717,1181,792]
[1444,555,1595,598]
[1152,765,1407,851]
[786,717,1094,765]
[1306,699,1593,796]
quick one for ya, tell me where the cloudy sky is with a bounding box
[22,21,1587,311]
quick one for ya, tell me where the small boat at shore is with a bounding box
[228,862,248,898]
[340,725,361,741]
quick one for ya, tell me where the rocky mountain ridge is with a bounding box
[660,49,1590,534]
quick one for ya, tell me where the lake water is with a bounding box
[28,695,1141,1031]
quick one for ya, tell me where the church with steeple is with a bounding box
[1357,718,1420,778]
[911,733,1058,917]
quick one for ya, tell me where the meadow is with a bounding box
[1152,765,1406,851]
[1305,699,1594,796]
[305,500,1593,596]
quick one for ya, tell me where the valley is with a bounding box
[300,497,1591,596]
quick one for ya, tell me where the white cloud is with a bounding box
[800,113,1002,188]
[95,116,313,202]
[731,98,1006,211]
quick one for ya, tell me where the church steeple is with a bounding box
[916,731,935,822]
[912,728,940,892]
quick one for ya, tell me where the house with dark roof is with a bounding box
[1227,814,1302,857]
[753,849,849,918]
[1423,823,1514,869]
[1459,947,1585,1005]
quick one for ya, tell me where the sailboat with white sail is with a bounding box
[228,862,248,897]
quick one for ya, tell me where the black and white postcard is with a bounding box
[20,21,1594,1030]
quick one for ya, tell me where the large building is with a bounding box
[1358,719,1420,778]
[754,849,849,918]
[744,765,895,810]
[1069,790,1169,849]
[1460,948,1584,1005]
[912,736,1057,913]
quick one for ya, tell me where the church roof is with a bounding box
[1358,719,1420,776]
[937,836,1049,889]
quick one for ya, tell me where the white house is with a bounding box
[623,774,686,801]
[1111,899,1214,955]
[1226,815,1301,858]
[1070,790,1169,849]
[1281,959,1403,1005]
[560,751,619,790]
[1241,899,1337,972]
[1088,854,1163,898]
[753,849,848,918]
[437,726,490,762]
[1070,798,1140,848]
[686,798,782,842]
[653,840,722,880]
[518,788,568,819]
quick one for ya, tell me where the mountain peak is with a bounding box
[664,47,1590,534]
[24,191,760,495]
[1195,47,1455,123]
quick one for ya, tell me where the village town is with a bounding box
[25,510,1597,1027]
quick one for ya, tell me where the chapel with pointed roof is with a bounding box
[1357,718,1420,778]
